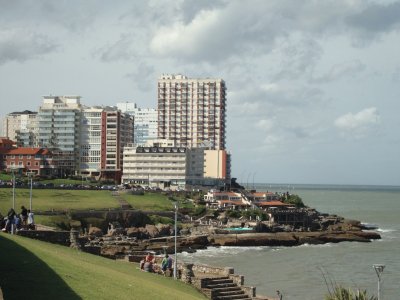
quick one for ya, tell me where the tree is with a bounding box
[282,194,305,207]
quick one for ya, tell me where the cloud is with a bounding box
[256,119,274,132]
[97,34,137,62]
[125,62,156,91]
[346,1,400,34]
[334,107,381,138]
[312,60,366,83]
[0,29,57,65]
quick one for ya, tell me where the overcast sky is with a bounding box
[1,0,399,186]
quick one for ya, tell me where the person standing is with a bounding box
[5,208,16,232]
[161,254,169,275]
[27,210,35,230]
[20,206,28,227]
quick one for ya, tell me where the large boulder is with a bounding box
[145,224,159,238]
[126,227,146,239]
[156,224,172,236]
[88,226,103,237]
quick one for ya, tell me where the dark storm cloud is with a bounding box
[0,29,58,65]
[346,1,400,33]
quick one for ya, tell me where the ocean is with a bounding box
[181,184,400,300]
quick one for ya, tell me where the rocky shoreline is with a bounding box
[92,226,381,258]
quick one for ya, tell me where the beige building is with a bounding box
[2,110,38,146]
[122,141,231,188]
[157,74,226,150]
[122,142,187,187]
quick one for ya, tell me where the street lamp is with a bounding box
[174,202,178,280]
[27,172,35,211]
[11,167,17,210]
[373,264,385,300]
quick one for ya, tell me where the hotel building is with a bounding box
[122,140,231,189]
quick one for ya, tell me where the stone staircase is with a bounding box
[202,277,252,300]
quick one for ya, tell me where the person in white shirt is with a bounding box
[27,210,35,230]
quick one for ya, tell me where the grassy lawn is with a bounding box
[121,192,176,211]
[0,189,119,215]
[121,192,195,211]
[0,233,206,300]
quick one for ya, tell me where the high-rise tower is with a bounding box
[157,74,226,150]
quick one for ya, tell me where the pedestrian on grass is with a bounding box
[20,206,28,227]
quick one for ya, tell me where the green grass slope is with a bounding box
[0,234,206,300]
[0,189,119,213]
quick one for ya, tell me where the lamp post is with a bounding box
[373,264,385,300]
[11,168,16,210]
[27,172,35,211]
[174,202,178,280]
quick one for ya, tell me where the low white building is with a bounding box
[122,140,231,189]
[122,142,187,188]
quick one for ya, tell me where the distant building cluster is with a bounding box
[0,75,231,189]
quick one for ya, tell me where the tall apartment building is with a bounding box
[37,96,82,176]
[2,110,38,146]
[80,106,133,181]
[117,102,157,146]
[157,74,226,150]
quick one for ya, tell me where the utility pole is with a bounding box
[174,202,178,279]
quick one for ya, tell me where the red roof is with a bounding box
[0,138,15,144]
[0,148,52,155]
[254,201,290,207]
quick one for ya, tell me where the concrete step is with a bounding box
[213,286,243,293]
[207,278,234,285]
[206,283,237,289]
[216,290,245,296]
[215,294,251,300]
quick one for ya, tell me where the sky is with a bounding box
[0,0,399,186]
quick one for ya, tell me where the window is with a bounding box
[27,162,31,166]
[18,162,23,166]
[19,155,23,159]
[35,162,39,166]
[27,155,31,159]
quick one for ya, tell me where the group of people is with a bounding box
[139,252,173,276]
[1,206,35,233]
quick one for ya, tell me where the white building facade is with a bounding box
[117,102,157,146]
[37,96,82,176]
[122,141,231,188]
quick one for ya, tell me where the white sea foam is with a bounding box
[298,243,334,248]
[377,228,396,233]
[180,245,270,259]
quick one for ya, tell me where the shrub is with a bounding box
[283,194,305,207]
[325,286,377,300]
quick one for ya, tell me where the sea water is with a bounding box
[181,185,400,300]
